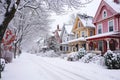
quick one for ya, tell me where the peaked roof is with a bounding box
[64,24,73,34]
[72,14,95,32]
[93,0,120,23]
[60,24,73,38]
[77,14,95,27]
[105,0,120,13]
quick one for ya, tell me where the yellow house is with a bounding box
[68,14,95,52]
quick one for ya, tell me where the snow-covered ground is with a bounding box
[1,52,120,80]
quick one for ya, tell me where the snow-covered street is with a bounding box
[1,52,120,80]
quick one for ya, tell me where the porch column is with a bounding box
[115,39,119,50]
[86,41,89,51]
[106,39,110,50]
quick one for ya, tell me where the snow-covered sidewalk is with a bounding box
[1,52,120,80]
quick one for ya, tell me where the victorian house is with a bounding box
[86,0,120,54]
[68,14,95,52]
[60,24,74,52]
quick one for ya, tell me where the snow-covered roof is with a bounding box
[105,0,120,13]
[87,31,120,40]
[68,37,86,43]
[58,30,62,36]
[77,14,95,27]
[64,24,73,34]
[61,42,69,45]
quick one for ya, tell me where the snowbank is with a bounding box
[67,52,79,61]
[36,50,59,57]
[80,53,105,65]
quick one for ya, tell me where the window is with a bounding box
[90,31,93,36]
[67,37,69,41]
[78,21,81,27]
[75,34,79,38]
[98,41,103,51]
[97,24,102,34]
[77,34,79,38]
[108,20,114,32]
[103,10,107,18]
[82,32,85,37]
[66,46,68,51]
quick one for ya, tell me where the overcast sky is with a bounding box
[50,0,101,31]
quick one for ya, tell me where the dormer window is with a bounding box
[103,10,107,18]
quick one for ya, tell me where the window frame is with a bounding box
[102,10,107,19]
[90,31,93,36]
[108,19,114,32]
[81,31,85,37]
[97,24,103,34]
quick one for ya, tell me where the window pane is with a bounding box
[90,31,93,36]
[98,24,102,34]
[109,21,113,32]
[82,32,84,37]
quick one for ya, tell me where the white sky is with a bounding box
[50,0,101,31]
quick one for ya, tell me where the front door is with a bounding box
[98,41,103,51]
[109,39,115,51]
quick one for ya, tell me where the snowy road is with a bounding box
[1,52,120,80]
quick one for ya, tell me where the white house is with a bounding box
[60,24,74,52]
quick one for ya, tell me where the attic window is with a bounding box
[103,10,107,18]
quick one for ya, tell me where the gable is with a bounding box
[72,16,84,32]
[93,0,118,23]
[72,16,79,32]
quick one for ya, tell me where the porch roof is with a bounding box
[87,32,120,40]
[61,42,69,45]
[68,37,86,43]
[61,37,86,45]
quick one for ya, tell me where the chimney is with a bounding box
[113,0,120,4]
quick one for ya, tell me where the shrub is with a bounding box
[80,53,96,63]
[78,48,86,59]
[67,52,79,61]
[104,50,120,69]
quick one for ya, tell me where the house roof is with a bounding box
[61,37,86,44]
[60,24,73,39]
[64,24,73,34]
[93,0,120,23]
[105,0,120,13]
[58,30,62,36]
[68,37,86,43]
[61,41,69,45]
[77,14,95,27]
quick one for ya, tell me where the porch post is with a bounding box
[86,41,89,51]
[106,39,110,50]
[115,39,119,50]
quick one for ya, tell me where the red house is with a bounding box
[87,0,120,54]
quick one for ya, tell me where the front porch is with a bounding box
[87,36,120,55]
[69,41,86,52]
